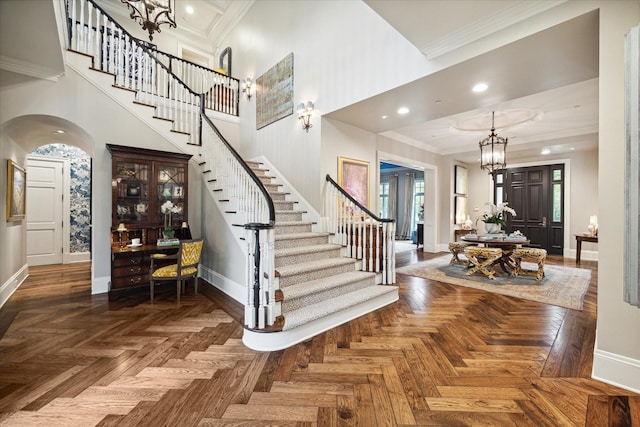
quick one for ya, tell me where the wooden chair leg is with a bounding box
[176,280,181,307]
[194,277,198,295]
[150,279,154,304]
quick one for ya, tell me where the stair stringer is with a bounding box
[65,49,199,158]
[249,156,322,231]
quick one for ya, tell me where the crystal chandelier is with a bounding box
[121,0,176,41]
[479,111,508,176]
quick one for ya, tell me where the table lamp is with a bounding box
[117,223,128,247]
[588,215,598,236]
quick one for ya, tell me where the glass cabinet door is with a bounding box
[114,161,150,225]
[156,164,186,226]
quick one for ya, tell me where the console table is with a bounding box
[575,234,598,265]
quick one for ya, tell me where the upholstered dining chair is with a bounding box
[150,238,204,306]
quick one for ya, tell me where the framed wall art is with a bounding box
[6,159,26,221]
[338,157,370,208]
[256,52,294,130]
[455,165,468,195]
[454,196,467,225]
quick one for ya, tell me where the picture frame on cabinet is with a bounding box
[173,186,183,197]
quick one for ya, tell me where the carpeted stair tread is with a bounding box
[275,257,355,277]
[282,271,374,300]
[282,285,398,331]
[275,232,330,242]
[275,244,341,258]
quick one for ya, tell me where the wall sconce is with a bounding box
[297,101,314,132]
[242,77,253,100]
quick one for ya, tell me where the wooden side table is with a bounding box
[576,234,598,264]
[454,229,472,241]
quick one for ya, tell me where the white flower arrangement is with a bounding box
[482,202,516,228]
[161,200,181,231]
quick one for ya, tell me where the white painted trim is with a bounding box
[243,289,398,351]
[0,264,28,309]
[563,248,598,262]
[199,264,245,303]
[65,252,91,263]
[92,275,110,295]
[0,55,64,81]
[377,151,439,253]
[592,348,640,394]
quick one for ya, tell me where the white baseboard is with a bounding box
[0,264,29,309]
[592,348,640,394]
[65,252,91,263]
[564,248,598,261]
[199,265,245,303]
[92,275,110,295]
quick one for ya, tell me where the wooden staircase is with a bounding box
[240,161,398,342]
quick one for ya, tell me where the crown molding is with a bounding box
[0,56,64,81]
[421,0,566,59]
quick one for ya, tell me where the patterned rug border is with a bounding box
[397,255,591,310]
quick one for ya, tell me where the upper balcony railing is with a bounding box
[154,51,239,116]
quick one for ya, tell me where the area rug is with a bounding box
[396,255,591,310]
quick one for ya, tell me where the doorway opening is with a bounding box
[27,144,92,266]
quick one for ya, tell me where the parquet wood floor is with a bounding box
[0,252,638,426]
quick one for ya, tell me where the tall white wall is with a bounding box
[221,0,432,211]
[593,1,640,392]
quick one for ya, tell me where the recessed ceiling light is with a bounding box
[186,5,194,14]
[434,100,442,104]
[54,129,65,134]
[472,83,488,93]
[570,147,575,151]
[397,107,409,115]
[541,148,551,155]
[381,115,388,119]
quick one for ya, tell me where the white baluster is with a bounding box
[369,215,374,272]
[94,9,100,65]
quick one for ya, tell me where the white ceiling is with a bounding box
[0,0,599,166]
[326,2,600,164]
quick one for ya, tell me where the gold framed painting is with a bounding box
[338,157,369,208]
[6,159,26,221]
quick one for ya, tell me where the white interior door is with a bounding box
[26,157,65,266]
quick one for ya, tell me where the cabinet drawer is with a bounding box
[113,255,148,268]
[111,274,150,290]
[113,264,149,278]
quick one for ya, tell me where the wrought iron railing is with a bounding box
[325,175,396,284]
[66,0,276,329]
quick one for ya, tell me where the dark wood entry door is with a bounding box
[495,164,564,255]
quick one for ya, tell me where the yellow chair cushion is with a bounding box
[152,264,197,278]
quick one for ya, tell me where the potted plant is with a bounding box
[482,202,516,234]
[161,200,181,239]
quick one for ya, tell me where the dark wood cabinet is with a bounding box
[107,145,192,299]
